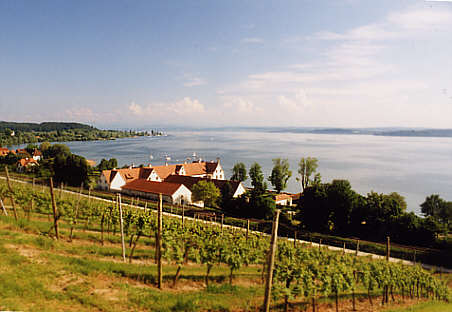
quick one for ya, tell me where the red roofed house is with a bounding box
[274,193,293,206]
[164,175,246,198]
[0,148,11,157]
[32,149,42,161]
[121,179,191,205]
[17,158,39,172]
[97,160,225,191]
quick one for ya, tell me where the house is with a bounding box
[0,148,11,157]
[32,149,42,161]
[121,179,191,205]
[17,158,39,172]
[97,159,225,191]
[164,175,246,198]
[274,193,293,206]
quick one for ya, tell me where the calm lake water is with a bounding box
[57,129,451,214]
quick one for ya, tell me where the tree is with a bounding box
[249,162,267,193]
[268,158,291,193]
[191,180,221,208]
[297,157,318,193]
[39,141,51,153]
[25,143,39,155]
[107,158,118,169]
[297,183,331,233]
[421,194,446,218]
[327,180,359,235]
[231,162,247,182]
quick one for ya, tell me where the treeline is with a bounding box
[220,158,451,250]
[0,121,93,132]
[0,142,93,188]
[297,180,451,247]
[0,121,151,146]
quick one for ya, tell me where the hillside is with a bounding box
[0,121,149,146]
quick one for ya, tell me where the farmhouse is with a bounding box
[97,160,225,191]
[164,175,246,198]
[274,193,294,206]
[121,179,191,205]
[16,158,39,172]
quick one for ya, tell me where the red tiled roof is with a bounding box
[18,158,38,167]
[274,194,292,201]
[102,170,112,183]
[0,148,10,156]
[33,149,42,156]
[164,175,240,193]
[101,161,220,185]
[122,179,184,196]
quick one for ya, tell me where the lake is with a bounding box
[60,129,452,214]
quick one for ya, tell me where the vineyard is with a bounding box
[0,177,450,312]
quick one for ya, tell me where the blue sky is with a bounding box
[1,0,451,128]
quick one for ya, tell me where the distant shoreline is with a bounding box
[180,126,452,138]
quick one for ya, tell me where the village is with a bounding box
[0,145,297,209]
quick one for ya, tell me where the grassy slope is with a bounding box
[0,214,451,312]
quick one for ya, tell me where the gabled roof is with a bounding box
[122,179,185,196]
[18,158,38,167]
[274,193,292,201]
[102,170,112,183]
[100,160,221,186]
[164,175,241,193]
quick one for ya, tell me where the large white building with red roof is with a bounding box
[96,160,228,205]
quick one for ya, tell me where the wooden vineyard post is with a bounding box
[343,242,346,255]
[30,177,35,219]
[1,198,8,216]
[356,239,360,256]
[263,210,280,312]
[294,231,297,248]
[4,166,18,220]
[49,178,59,240]
[157,193,163,289]
[69,183,84,242]
[182,203,185,228]
[246,219,250,240]
[385,236,390,304]
[386,236,390,261]
[118,193,126,262]
[319,239,322,252]
[221,214,224,234]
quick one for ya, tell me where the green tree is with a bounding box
[25,143,39,155]
[231,162,247,182]
[327,180,359,235]
[191,180,221,208]
[297,157,318,193]
[249,162,267,193]
[297,183,331,233]
[268,158,291,193]
[39,141,51,153]
[421,194,446,218]
[107,158,118,169]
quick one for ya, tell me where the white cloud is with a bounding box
[128,97,205,118]
[241,37,264,44]
[183,77,207,87]
[278,89,312,111]
[215,6,452,127]
[223,97,259,113]
[183,73,207,87]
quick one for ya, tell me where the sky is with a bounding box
[1,0,452,129]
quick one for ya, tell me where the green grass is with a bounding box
[383,301,452,312]
[1,212,450,312]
